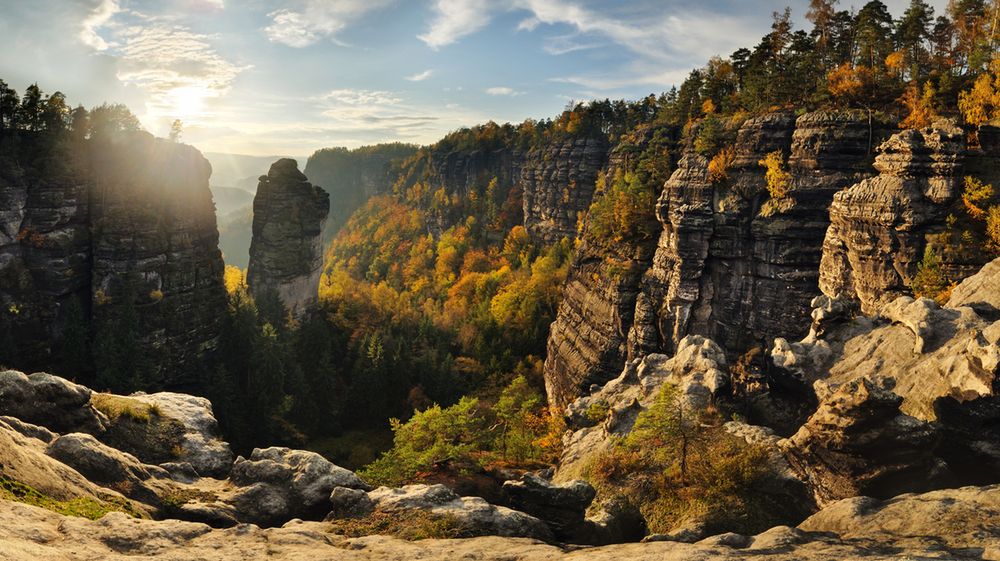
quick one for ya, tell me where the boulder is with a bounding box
[45,433,167,506]
[227,447,369,526]
[501,474,595,542]
[0,370,105,433]
[129,392,233,477]
[780,377,950,505]
[947,256,1000,318]
[366,484,553,541]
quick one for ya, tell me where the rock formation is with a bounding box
[545,111,885,409]
[521,137,610,243]
[819,120,989,313]
[0,131,227,387]
[542,125,668,410]
[247,159,330,314]
[773,257,1000,495]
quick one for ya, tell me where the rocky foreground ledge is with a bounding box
[2,483,1000,560]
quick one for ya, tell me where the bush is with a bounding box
[911,245,950,302]
[707,146,735,183]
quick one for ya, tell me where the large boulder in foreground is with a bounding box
[129,392,233,478]
[247,158,329,315]
[227,446,369,526]
[365,484,553,541]
[0,370,105,434]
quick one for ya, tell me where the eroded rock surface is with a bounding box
[247,158,330,314]
[819,120,987,313]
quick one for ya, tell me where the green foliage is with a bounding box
[586,385,797,535]
[584,400,611,423]
[912,245,951,300]
[586,170,659,249]
[361,397,488,486]
[0,475,142,520]
[361,375,559,486]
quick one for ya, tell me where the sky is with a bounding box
[0,0,949,157]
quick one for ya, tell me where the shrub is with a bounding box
[911,245,950,301]
[707,146,735,183]
[963,176,995,221]
[987,206,1000,253]
[758,150,793,217]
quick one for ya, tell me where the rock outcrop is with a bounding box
[365,484,553,540]
[0,131,227,387]
[247,159,330,314]
[227,446,370,526]
[0,370,105,433]
[819,120,988,313]
[557,336,729,480]
[544,111,884,409]
[542,125,668,409]
[128,392,233,478]
[4,483,1000,559]
[521,137,610,243]
[773,258,1000,496]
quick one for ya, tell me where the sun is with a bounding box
[167,86,208,120]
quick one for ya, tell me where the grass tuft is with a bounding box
[0,475,143,520]
[91,394,159,424]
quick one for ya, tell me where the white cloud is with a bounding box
[320,89,402,105]
[418,0,494,49]
[79,0,120,51]
[114,25,250,122]
[264,0,394,48]
[406,69,434,82]
[485,86,523,96]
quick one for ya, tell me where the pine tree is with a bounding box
[19,84,42,132]
[897,0,935,79]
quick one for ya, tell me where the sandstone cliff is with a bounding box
[0,131,227,387]
[247,159,330,314]
[544,111,885,408]
[521,137,610,243]
[819,120,990,313]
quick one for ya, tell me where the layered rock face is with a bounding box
[521,137,610,243]
[818,120,984,313]
[543,126,668,409]
[0,132,226,386]
[629,111,880,364]
[545,112,881,409]
[247,159,330,314]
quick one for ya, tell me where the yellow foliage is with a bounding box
[701,98,716,116]
[758,150,791,200]
[899,82,938,130]
[148,289,164,302]
[223,265,245,294]
[884,50,906,74]
[958,58,1000,127]
[987,206,1000,253]
[962,176,995,221]
[708,146,735,183]
[826,63,865,101]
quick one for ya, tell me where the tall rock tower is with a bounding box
[247,159,330,315]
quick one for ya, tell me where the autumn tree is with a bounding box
[900,81,938,128]
[958,57,1000,126]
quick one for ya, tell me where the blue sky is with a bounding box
[0,0,948,156]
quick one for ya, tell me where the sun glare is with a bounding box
[167,86,208,120]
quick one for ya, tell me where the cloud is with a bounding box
[264,0,393,48]
[114,24,250,121]
[405,69,434,82]
[485,86,523,96]
[418,0,494,49]
[79,0,120,51]
[320,89,402,105]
